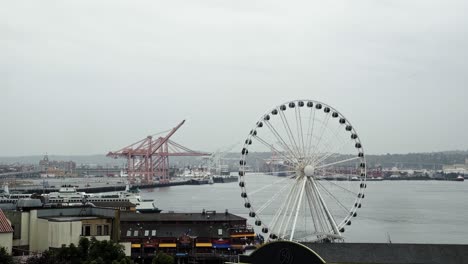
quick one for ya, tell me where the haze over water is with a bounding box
[140,177,468,244]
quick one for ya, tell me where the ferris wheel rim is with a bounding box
[238,99,367,242]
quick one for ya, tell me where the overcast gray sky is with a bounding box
[1,0,468,156]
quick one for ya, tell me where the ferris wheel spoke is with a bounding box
[309,114,332,166]
[278,111,302,158]
[320,178,359,196]
[304,183,320,234]
[264,120,299,161]
[270,179,302,237]
[310,178,341,237]
[306,179,332,234]
[310,133,349,167]
[315,180,350,214]
[256,178,295,214]
[290,176,308,241]
[305,107,317,160]
[308,115,348,165]
[295,107,306,157]
[249,174,295,197]
[277,179,304,239]
[253,135,297,164]
[304,181,330,238]
[315,156,361,170]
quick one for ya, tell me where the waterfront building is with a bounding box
[120,209,255,263]
[4,207,119,255]
[2,206,255,263]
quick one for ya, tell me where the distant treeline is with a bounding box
[1,151,467,170]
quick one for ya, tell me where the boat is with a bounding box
[188,178,210,185]
[455,175,465,182]
[220,165,230,176]
[367,177,384,181]
[213,175,238,183]
[45,184,162,213]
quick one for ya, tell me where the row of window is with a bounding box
[82,224,110,236]
[126,229,157,237]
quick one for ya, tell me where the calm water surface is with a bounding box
[140,177,468,244]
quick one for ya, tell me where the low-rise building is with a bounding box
[0,209,14,254]
[119,210,256,263]
[4,207,119,255]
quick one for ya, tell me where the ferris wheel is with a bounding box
[238,99,367,243]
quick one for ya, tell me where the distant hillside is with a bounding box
[1,151,467,170]
[0,155,122,166]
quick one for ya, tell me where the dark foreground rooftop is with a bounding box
[239,241,468,264]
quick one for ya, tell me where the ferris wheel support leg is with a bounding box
[311,177,342,238]
[289,176,307,241]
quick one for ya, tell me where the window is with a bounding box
[104,225,109,236]
[133,230,139,237]
[151,230,156,236]
[218,229,223,235]
[97,225,102,236]
[126,230,131,237]
[82,225,91,236]
[144,230,149,236]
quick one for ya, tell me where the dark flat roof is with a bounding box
[40,216,104,222]
[120,211,246,222]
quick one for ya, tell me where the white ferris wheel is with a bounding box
[238,99,367,243]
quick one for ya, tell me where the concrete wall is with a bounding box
[120,242,131,257]
[0,232,13,254]
[48,221,82,248]
[35,219,49,252]
[19,212,29,247]
[28,210,38,252]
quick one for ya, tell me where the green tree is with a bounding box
[26,250,57,264]
[0,247,14,264]
[79,237,90,260]
[111,257,134,264]
[88,237,126,264]
[152,252,174,264]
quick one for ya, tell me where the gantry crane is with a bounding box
[107,120,210,184]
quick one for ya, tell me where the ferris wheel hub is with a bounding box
[304,165,315,177]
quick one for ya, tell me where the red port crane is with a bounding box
[107,120,210,184]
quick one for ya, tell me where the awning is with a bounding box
[195,242,212,247]
[230,234,255,238]
[144,243,157,248]
[159,243,177,248]
[213,244,231,249]
[131,244,141,248]
[231,245,244,250]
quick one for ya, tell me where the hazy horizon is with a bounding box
[2,1,468,156]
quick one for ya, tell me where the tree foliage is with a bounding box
[0,247,14,264]
[152,252,174,264]
[26,238,133,264]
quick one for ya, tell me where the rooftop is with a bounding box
[120,211,246,222]
[41,216,103,222]
[0,208,14,233]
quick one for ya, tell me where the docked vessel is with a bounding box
[1,184,161,213]
[213,175,238,183]
[367,177,384,181]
